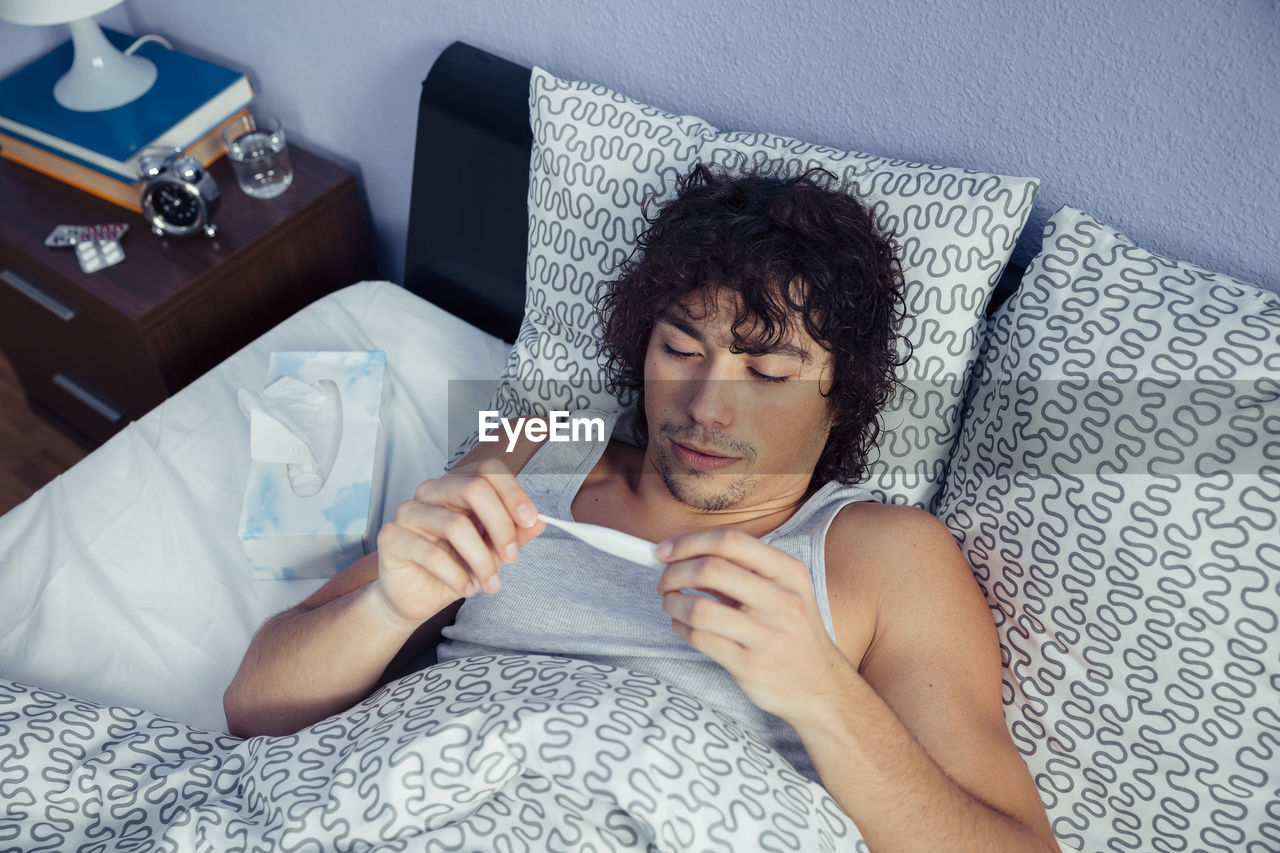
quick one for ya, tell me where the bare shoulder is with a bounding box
[826,499,988,655]
[827,500,958,572]
[824,502,967,637]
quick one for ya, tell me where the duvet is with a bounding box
[0,654,866,852]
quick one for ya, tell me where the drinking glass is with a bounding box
[222,114,293,199]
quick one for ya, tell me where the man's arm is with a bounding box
[222,549,433,737]
[656,509,1060,852]
[799,506,1059,851]
[223,432,546,738]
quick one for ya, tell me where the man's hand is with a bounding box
[376,458,542,625]
[225,431,550,738]
[655,528,852,725]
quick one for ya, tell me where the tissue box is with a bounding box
[238,351,389,579]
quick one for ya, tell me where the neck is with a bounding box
[589,440,819,541]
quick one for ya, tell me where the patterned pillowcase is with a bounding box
[935,205,1280,852]
[460,67,1039,508]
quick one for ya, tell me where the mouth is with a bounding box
[670,440,741,471]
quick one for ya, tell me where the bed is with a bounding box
[0,41,1276,853]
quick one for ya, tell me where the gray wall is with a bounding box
[3,0,1277,293]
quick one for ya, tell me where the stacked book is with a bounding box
[0,29,253,212]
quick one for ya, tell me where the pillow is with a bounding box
[457,67,1039,508]
[934,205,1280,852]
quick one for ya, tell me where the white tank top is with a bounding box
[436,410,876,781]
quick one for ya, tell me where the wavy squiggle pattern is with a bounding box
[0,655,866,851]
[455,68,1038,509]
[935,205,1280,853]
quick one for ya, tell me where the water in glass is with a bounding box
[227,128,293,199]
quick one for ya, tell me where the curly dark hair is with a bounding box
[595,163,910,486]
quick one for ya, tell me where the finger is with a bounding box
[656,555,776,612]
[395,501,500,589]
[379,523,476,599]
[453,475,524,565]
[424,463,542,554]
[668,608,749,669]
[698,588,740,608]
[662,590,761,646]
[474,458,540,533]
[657,528,806,587]
[416,469,543,567]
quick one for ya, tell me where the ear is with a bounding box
[818,374,840,419]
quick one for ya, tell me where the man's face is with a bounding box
[641,288,835,512]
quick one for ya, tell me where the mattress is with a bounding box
[0,281,510,732]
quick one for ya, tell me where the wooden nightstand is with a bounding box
[0,144,376,446]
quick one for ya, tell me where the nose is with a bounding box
[684,362,738,430]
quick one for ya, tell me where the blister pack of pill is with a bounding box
[44,223,130,248]
[73,239,126,274]
[44,223,130,273]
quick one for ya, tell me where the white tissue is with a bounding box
[238,376,343,497]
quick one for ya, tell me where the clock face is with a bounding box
[154,183,200,227]
[141,163,218,238]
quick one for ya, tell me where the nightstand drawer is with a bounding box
[1,147,374,448]
[10,349,165,444]
[1,259,88,323]
[0,256,166,442]
[24,369,129,440]
[1,267,79,321]
[0,258,96,379]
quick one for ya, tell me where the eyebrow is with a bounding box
[657,308,814,365]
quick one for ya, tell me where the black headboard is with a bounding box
[403,42,532,343]
[403,42,1021,339]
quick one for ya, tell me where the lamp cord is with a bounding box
[124,34,174,55]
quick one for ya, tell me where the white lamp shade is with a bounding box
[0,0,124,26]
[0,0,156,111]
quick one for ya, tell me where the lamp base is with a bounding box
[53,17,157,112]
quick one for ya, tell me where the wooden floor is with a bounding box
[0,350,89,516]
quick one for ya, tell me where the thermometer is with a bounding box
[537,513,666,572]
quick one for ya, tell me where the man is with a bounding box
[225,166,1061,852]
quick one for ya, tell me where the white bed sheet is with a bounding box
[0,281,510,732]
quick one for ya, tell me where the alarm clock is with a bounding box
[137,148,220,238]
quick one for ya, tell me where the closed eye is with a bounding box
[749,368,788,384]
[664,340,789,382]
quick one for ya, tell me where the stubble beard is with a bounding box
[651,443,757,512]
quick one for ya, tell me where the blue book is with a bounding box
[0,29,253,182]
